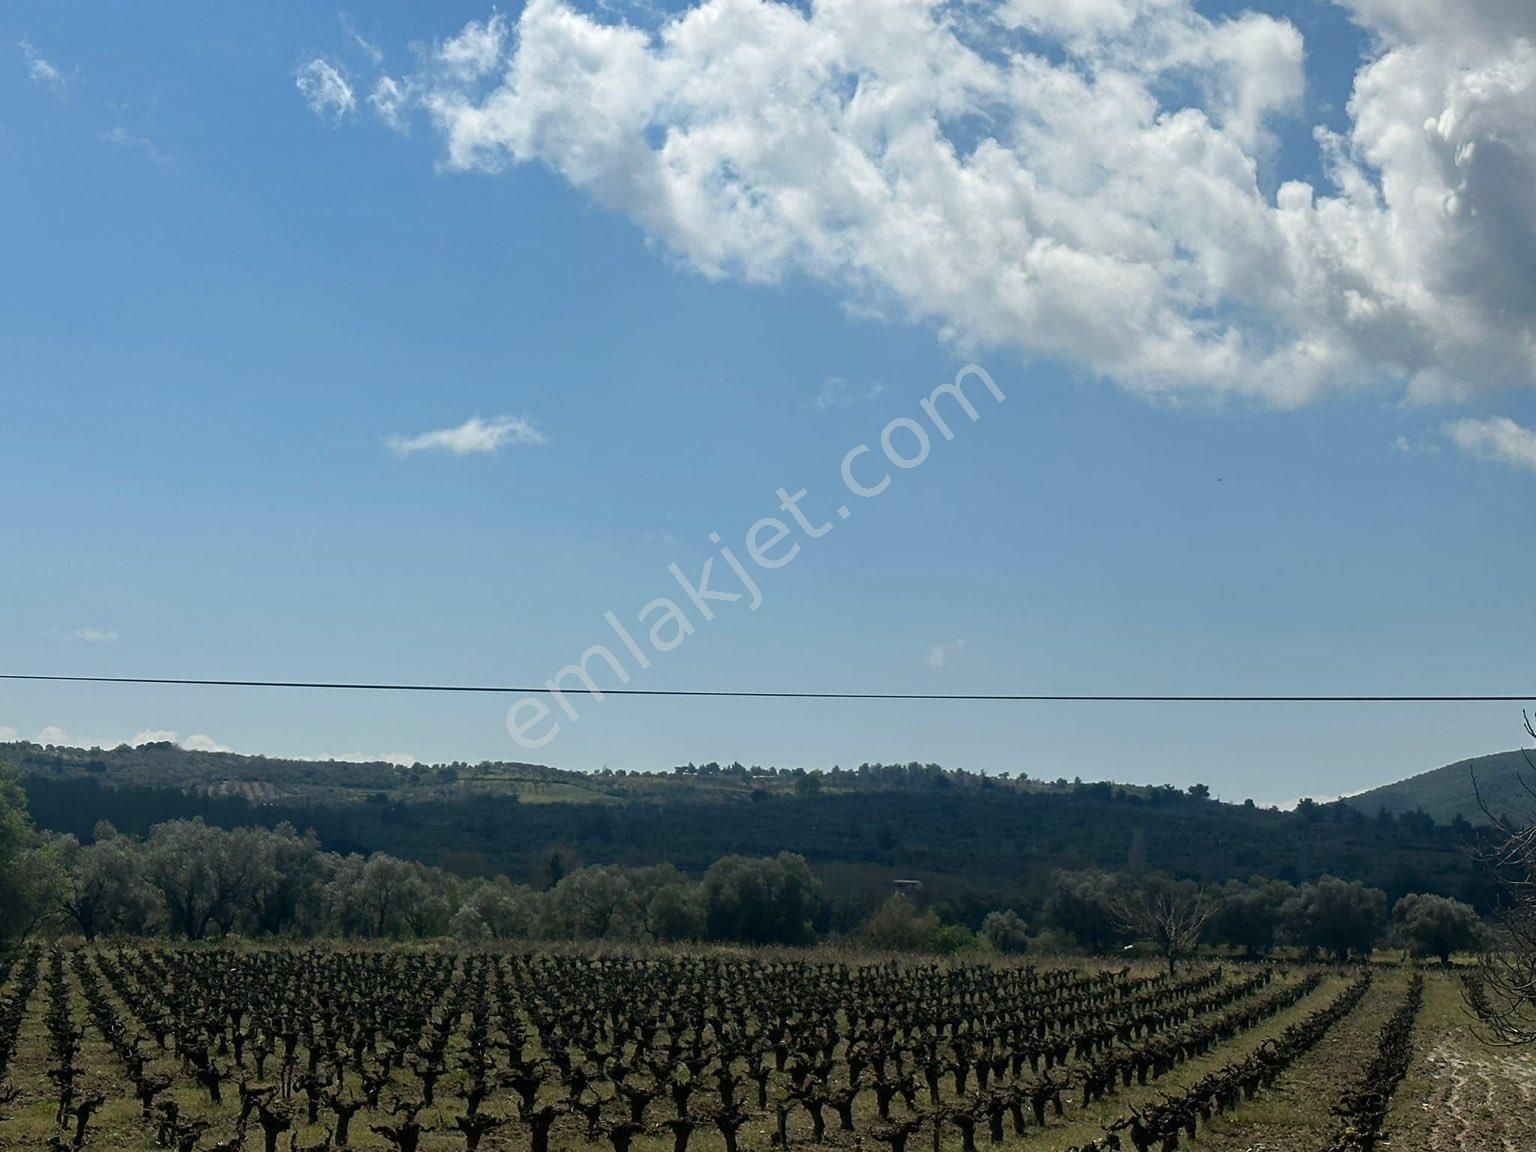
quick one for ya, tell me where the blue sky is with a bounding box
[3,0,1534,805]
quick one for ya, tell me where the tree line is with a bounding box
[851,869,1482,969]
[0,768,1489,968]
[20,817,820,947]
[0,764,831,947]
[21,761,1495,924]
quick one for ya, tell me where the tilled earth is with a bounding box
[1178,971,1409,1152]
[1391,1029,1536,1152]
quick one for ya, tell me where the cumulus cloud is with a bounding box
[367,0,1536,406]
[296,57,356,120]
[37,726,71,745]
[19,38,67,93]
[1442,416,1536,472]
[0,726,18,742]
[70,626,118,643]
[131,729,233,753]
[182,734,233,753]
[925,639,965,669]
[387,414,546,456]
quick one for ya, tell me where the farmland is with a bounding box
[1,944,1524,1152]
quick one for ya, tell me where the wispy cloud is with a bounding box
[1390,434,1440,456]
[70,626,118,643]
[807,376,886,412]
[296,57,355,121]
[340,14,384,65]
[370,76,409,132]
[1442,417,1536,473]
[387,414,546,457]
[19,38,68,94]
[925,640,965,670]
[0,726,18,742]
[101,125,168,163]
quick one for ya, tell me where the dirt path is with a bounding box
[1382,971,1536,1152]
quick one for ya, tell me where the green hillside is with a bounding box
[3,740,1507,914]
[1345,749,1536,824]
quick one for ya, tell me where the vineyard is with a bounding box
[0,944,1512,1152]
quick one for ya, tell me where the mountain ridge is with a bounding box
[1344,748,1536,825]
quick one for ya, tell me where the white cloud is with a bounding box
[808,375,886,411]
[387,414,546,457]
[19,39,67,93]
[37,726,71,745]
[925,639,965,669]
[70,626,118,643]
[436,15,508,80]
[341,15,385,66]
[1442,416,1536,473]
[131,729,233,753]
[1391,433,1439,456]
[0,726,18,742]
[182,734,233,753]
[378,0,1536,406]
[102,126,168,163]
[296,58,356,121]
[371,76,410,131]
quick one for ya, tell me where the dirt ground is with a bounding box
[1109,968,1536,1152]
[4,954,1535,1151]
[1386,971,1536,1152]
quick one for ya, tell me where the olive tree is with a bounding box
[1209,877,1296,957]
[0,768,60,944]
[1042,869,1129,954]
[539,865,647,940]
[860,894,940,952]
[979,909,1031,954]
[143,819,225,939]
[1282,875,1388,961]
[700,852,818,946]
[1393,893,1483,963]
[460,875,540,940]
[57,824,155,938]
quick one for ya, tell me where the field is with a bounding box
[0,944,1531,1152]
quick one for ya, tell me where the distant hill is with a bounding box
[1,740,1505,913]
[1345,750,1536,825]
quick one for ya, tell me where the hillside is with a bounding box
[1,740,1503,915]
[1344,749,1536,825]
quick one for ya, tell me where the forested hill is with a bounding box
[1343,749,1536,825]
[2,740,1501,912]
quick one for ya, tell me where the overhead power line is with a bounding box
[0,673,1529,703]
